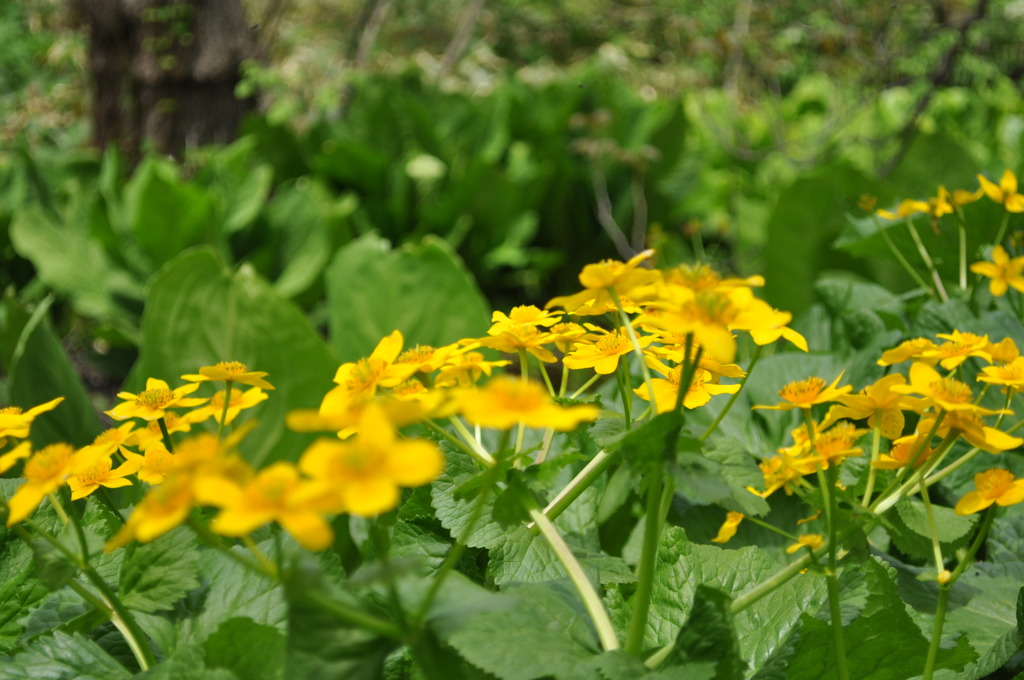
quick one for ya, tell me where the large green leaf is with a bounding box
[135,248,337,466]
[0,631,134,679]
[8,297,102,447]
[325,233,490,362]
[119,527,201,614]
[0,539,49,653]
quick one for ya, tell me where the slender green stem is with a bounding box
[157,417,175,453]
[876,217,934,295]
[993,211,1011,250]
[423,419,484,463]
[609,286,655,406]
[47,491,70,527]
[918,476,944,571]
[957,223,967,291]
[96,488,127,525]
[537,356,556,397]
[216,381,233,440]
[414,486,490,625]
[303,589,403,639]
[532,449,622,528]
[905,217,949,302]
[528,504,620,651]
[731,551,813,612]
[558,362,570,398]
[242,535,280,579]
[625,469,665,655]
[516,349,530,454]
[448,417,496,466]
[701,344,762,441]
[861,425,882,507]
[801,408,847,680]
[569,372,601,399]
[534,427,556,464]
[923,507,996,680]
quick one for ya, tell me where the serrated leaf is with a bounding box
[885,497,977,561]
[445,583,600,680]
[203,618,285,680]
[662,585,744,680]
[0,631,134,679]
[0,540,49,652]
[431,446,507,550]
[134,645,238,680]
[609,526,827,671]
[119,527,201,613]
[619,412,683,474]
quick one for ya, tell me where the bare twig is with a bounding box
[339,0,393,116]
[591,167,634,260]
[438,0,487,81]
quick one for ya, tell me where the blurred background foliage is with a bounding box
[1,0,1023,401]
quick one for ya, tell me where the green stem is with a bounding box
[923,506,996,680]
[96,488,127,525]
[876,216,935,296]
[516,349,529,454]
[625,468,665,655]
[700,343,762,441]
[533,448,622,528]
[216,381,233,440]
[957,223,968,291]
[861,425,882,507]
[569,372,602,399]
[303,589,404,639]
[609,286,655,406]
[918,476,944,571]
[905,217,949,302]
[801,408,847,680]
[528,504,620,651]
[447,417,496,466]
[157,417,175,453]
[993,211,1011,249]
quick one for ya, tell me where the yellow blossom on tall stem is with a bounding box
[188,387,269,425]
[106,476,196,550]
[6,443,77,526]
[0,397,64,440]
[68,453,140,500]
[455,376,600,431]
[753,373,851,411]
[821,373,911,440]
[977,170,1024,212]
[786,534,824,554]
[106,378,206,422]
[970,246,1024,297]
[633,359,738,413]
[892,363,997,415]
[181,361,275,390]
[955,468,1024,515]
[877,338,939,367]
[562,327,650,375]
[922,331,992,370]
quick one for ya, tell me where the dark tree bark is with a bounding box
[68,0,255,160]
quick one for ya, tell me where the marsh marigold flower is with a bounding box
[562,327,649,375]
[181,361,274,390]
[710,511,744,544]
[955,468,1024,515]
[0,397,64,440]
[188,387,269,425]
[106,476,196,550]
[67,453,139,500]
[7,443,77,525]
[753,373,851,411]
[820,374,911,440]
[106,378,206,422]
[970,246,1024,297]
[786,534,824,554]
[977,170,1024,212]
[455,376,600,430]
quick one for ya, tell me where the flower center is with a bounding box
[398,345,435,364]
[977,468,1015,498]
[779,377,826,404]
[24,444,74,483]
[0,407,23,415]
[137,388,172,409]
[929,378,972,405]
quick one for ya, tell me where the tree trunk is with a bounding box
[69,0,254,161]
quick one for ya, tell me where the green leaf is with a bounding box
[324,233,490,361]
[119,527,201,614]
[8,297,102,448]
[445,582,600,680]
[135,645,237,680]
[8,205,141,331]
[0,631,134,679]
[674,437,769,517]
[203,618,285,680]
[885,498,977,562]
[123,157,217,269]
[618,412,683,474]
[283,557,398,680]
[431,445,508,550]
[135,248,338,466]
[0,540,50,652]
[661,585,744,680]
[608,527,827,671]
[780,557,974,680]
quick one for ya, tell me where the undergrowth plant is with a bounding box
[1,170,1024,679]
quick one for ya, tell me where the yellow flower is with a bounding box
[332,330,405,401]
[872,433,935,470]
[386,343,458,384]
[188,387,269,425]
[490,305,562,329]
[633,359,738,413]
[106,378,206,422]
[987,337,1020,365]
[200,462,334,551]
[970,246,1024,297]
[892,363,997,415]
[67,453,139,500]
[786,534,824,554]
[876,199,929,220]
[181,361,274,390]
[455,376,600,431]
[877,338,939,367]
[0,441,31,475]
[131,410,201,450]
[731,302,808,352]
[820,373,911,440]
[808,421,865,468]
[921,412,1022,454]
[475,323,560,364]
[921,330,992,370]
[299,405,443,517]
[562,328,649,375]
[0,397,64,440]
[7,443,77,525]
[578,249,657,290]
[955,468,1024,515]
[123,446,175,485]
[435,348,511,387]
[546,251,661,313]
[753,373,851,411]
[88,423,138,456]
[977,170,1024,212]
[106,476,196,550]
[710,511,744,544]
